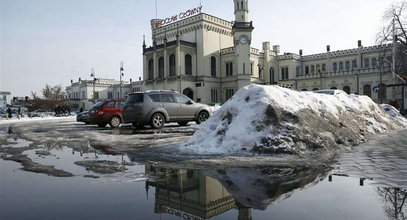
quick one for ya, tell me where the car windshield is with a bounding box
[92,101,104,108]
[126,94,144,104]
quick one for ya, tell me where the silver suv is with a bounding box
[123,90,210,128]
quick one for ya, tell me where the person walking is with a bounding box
[7,107,12,118]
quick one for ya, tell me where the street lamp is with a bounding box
[120,61,124,98]
[91,68,96,103]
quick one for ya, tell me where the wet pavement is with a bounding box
[0,118,406,220]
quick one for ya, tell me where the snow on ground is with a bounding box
[184,85,407,155]
[0,116,76,125]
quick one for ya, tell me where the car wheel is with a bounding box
[109,116,121,128]
[97,123,107,128]
[177,121,188,126]
[150,113,165,129]
[196,111,209,124]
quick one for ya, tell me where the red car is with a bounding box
[88,99,125,128]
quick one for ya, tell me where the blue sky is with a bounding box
[1,0,393,97]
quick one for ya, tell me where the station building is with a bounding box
[143,0,406,110]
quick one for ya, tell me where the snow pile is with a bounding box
[184,85,407,155]
[380,104,407,123]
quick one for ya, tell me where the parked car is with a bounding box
[28,109,53,117]
[312,89,347,95]
[88,99,125,128]
[76,111,90,124]
[123,90,211,129]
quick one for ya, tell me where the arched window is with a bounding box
[345,61,350,71]
[322,64,326,72]
[363,84,372,97]
[339,62,344,71]
[158,57,164,78]
[236,1,239,10]
[316,65,321,73]
[305,66,309,74]
[379,83,386,100]
[311,65,315,74]
[185,54,192,75]
[364,58,370,68]
[372,58,377,68]
[343,86,350,94]
[211,56,216,77]
[333,63,337,72]
[169,54,176,76]
[301,88,308,91]
[148,59,154,80]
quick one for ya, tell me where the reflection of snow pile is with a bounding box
[184,85,407,155]
[204,166,329,210]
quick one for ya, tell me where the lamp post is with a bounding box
[120,61,124,98]
[91,68,96,103]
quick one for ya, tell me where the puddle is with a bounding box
[1,138,33,148]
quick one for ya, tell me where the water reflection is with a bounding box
[146,165,330,220]
[377,188,407,220]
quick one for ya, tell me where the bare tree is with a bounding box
[29,84,67,111]
[377,1,407,76]
[377,187,407,220]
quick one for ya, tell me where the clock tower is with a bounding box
[233,0,254,88]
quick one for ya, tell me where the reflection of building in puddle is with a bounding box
[146,165,237,220]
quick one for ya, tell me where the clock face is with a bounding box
[239,36,248,45]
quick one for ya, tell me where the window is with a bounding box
[379,83,386,100]
[296,67,300,76]
[339,62,344,71]
[364,58,370,68]
[345,61,350,71]
[322,64,326,72]
[226,89,235,100]
[241,1,243,9]
[126,94,143,104]
[107,102,115,108]
[226,62,233,76]
[169,54,176,76]
[281,67,289,80]
[185,54,192,75]
[313,88,319,91]
[211,56,216,77]
[343,86,350,94]
[116,101,125,108]
[82,91,85,99]
[158,57,164,78]
[311,65,315,74]
[94,92,99,99]
[270,67,275,84]
[352,60,357,70]
[108,92,113,99]
[251,63,253,75]
[148,59,154,80]
[316,65,320,73]
[372,58,377,68]
[305,66,309,74]
[333,63,337,72]
[148,94,161,102]
[363,84,372,97]
[211,89,218,103]
[281,68,285,79]
[161,94,175,103]
[174,94,190,104]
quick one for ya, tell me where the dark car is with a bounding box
[122,90,210,129]
[76,111,90,124]
[88,99,125,128]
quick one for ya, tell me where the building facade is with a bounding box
[66,78,144,110]
[143,0,406,110]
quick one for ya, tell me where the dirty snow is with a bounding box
[184,85,407,155]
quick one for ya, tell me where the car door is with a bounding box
[104,101,116,119]
[174,94,197,120]
[160,93,179,121]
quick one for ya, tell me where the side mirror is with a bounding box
[186,100,193,105]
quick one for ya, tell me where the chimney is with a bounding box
[262,42,270,51]
[139,77,142,81]
[326,45,330,52]
[130,78,132,82]
[299,49,303,56]
[358,40,362,47]
[273,45,280,55]
[79,77,81,82]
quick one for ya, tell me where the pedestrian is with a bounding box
[17,107,22,119]
[7,107,12,118]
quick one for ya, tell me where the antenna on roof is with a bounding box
[155,0,158,19]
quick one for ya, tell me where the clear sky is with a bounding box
[0,0,394,97]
